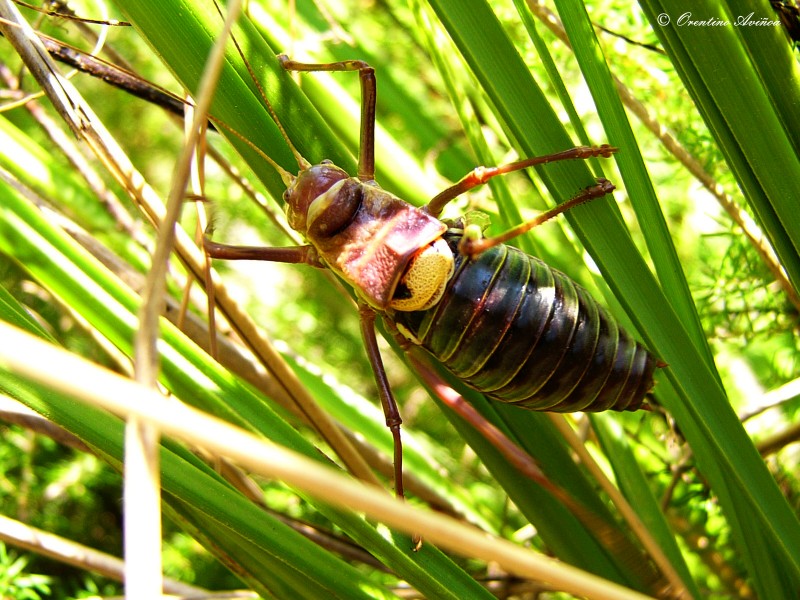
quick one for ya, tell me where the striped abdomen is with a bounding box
[392,234,657,412]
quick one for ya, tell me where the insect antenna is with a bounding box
[207,114,297,187]
[211,0,310,176]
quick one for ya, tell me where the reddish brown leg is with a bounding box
[407,355,551,487]
[425,144,617,217]
[425,145,617,257]
[203,235,324,267]
[459,178,616,257]
[380,322,557,493]
[278,55,376,182]
[358,304,404,499]
[408,353,667,578]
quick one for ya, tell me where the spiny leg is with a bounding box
[358,304,405,499]
[424,145,617,255]
[278,55,376,182]
[460,178,615,257]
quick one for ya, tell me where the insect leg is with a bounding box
[202,233,321,373]
[358,303,405,498]
[406,353,546,483]
[425,144,617,217]
[406,352,670,588]
[203,235,324,267]
[459,178,616,257]
[278,55,376,182]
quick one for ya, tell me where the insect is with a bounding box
[0,4,671,593]
[203,53,660,497]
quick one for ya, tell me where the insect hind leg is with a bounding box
[358,304,405,498]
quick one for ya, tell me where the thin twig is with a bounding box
[0,514,205,596]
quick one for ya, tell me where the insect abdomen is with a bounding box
[393,234,656,412]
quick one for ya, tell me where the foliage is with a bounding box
[0,542,51,600]
[0,0,798,598]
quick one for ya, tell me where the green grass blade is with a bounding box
[0,368,394,599]
[3,0,798,595]
[427,0,800,594]
[0,283,54,342]
[640,0,800,291]
[0,119,493,597]
[636,1,800,595]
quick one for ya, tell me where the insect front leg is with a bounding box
[459,177,616,257]
[203,235,324,267]
[424,145,618,256]
[278,55,377,182]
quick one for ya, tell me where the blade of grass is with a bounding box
[0,120,495,597]
[636,1,800,595]
[0,367,396,599]
[426,0,800,595]
[640,0,800,290]
[0,321,665,600]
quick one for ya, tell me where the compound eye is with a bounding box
[306,180,363,238]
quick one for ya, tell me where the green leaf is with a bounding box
[2,0,799,596]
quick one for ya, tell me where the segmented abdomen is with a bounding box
[393,234,656,412]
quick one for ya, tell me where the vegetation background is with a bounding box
[0,0,798,598]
